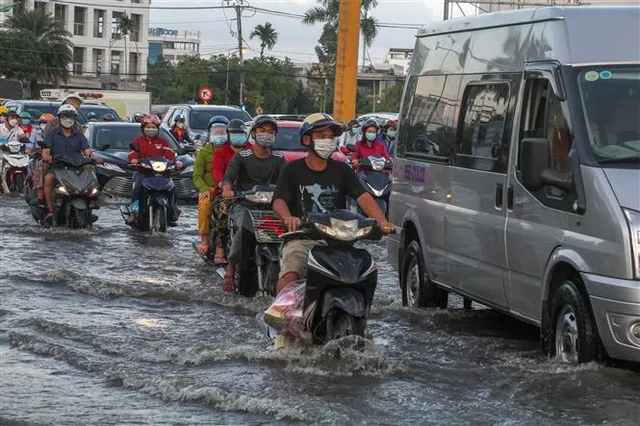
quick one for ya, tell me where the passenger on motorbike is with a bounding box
[26,113,54,155]
[0,110,26,143]
[272,113,394,294]
[351,119,392,167]
[210,119,253,267]
[170,114,193,145]
[127,114,183,225]
[221,115,286,292]
[44,94,84,136]
[382,119,398,155]
[40,105,103,222]
[338,119,361,148]
[19,112,33,137]
[193,115,229,255]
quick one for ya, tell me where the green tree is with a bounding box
[116,13,136,78]
[0,7,72,98]
[377,81,404,112]
[249,22,278,58]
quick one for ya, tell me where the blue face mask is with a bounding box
[386,130,396,139]
[229,133,247,147]
[212,135,227,146]
[365,133,377,142]
[352,127,361,135]
[21,119,30,126]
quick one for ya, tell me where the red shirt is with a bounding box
[352,140,391,161]
[128,135,177,162]
[20,123,33,137]
[211,142,252,191]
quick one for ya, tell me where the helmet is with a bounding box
[57,104,77,117]
[62,94,83,106]
[140,114,160,130]
[103,113,115,122]
[134,112,145,123]
[361,118,379,133]
[174,113,186,122]
[299,113,343,143]
[347,119,359,127]
[39,113,55,123]
[226,119,247,133]
[87,112,98,121]
[250,115,278,134]
[208,115,229,130]
[7,110,19,118]
[383,119,397,130]
[19,111,31,119]
[0,106,8,115]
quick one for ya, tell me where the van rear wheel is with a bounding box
[550,280,602,364]
[401,240,448,308]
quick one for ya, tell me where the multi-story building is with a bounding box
[1,0,150,90]
[148,28,201,65]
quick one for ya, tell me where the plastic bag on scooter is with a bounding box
[263,280,305,338]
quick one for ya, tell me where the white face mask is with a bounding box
[60,118,75,129]
[312,138,337,159]
[40,123,47,131]
[8,119,18,127]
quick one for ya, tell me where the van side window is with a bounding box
[456,83,511,173]
[402,75,461,161]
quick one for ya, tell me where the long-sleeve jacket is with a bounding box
[128,135,177,162]
[211,142,252,188]
[352,140,392,161]
[170,126,193,144]
[192,142,215,193]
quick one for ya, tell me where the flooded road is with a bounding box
[1,196,639,425]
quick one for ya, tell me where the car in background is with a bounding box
[269,114,306,122]
[356,112,398,126]
[161,104,252,141]
[4,100,121,123]
[273,120,348,163]
[86,122,197,201]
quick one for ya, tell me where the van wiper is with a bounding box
[598,156,640,164]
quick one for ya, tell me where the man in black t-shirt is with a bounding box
[273,113,395,294]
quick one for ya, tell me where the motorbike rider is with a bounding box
[338,119,361,148]
[40,105,103,221]
[170,113,193,145]
[382,119,398,155]
[210,119,253,266]
[19,112,33,137]
[0,110,26,143]
[127,114,183,225]
[351,119,392,166]
[272,113,394,294]
[193,115,229,255]
[44,94,84,136]
[221,115,286,292]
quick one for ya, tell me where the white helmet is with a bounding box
[57,104,77,116]
[62,94,83,106]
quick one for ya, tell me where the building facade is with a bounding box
[1,0,150,89]
[148,28,201,65]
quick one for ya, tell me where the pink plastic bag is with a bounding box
[263,280,306,339]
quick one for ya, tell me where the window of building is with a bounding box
[72,47,85,76]
[93,49,104,76]
[129,52,139,78]
[400,74,461,161]
[111,51,121,76]
[54,4,67,30]
[73,7,86,36]
[130,14,142,42]
[112,12,123,40]
[94,9,105,38]
[455,83,511,173]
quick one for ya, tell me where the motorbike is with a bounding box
[339,143,356,163]
[29,155,101,228]
[213,184,286,297]
[287,210,387,344]
[119,156,178,233]
[1,140,29,194]
[355,155,392,218]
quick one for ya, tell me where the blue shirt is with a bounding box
[43,128,90,158]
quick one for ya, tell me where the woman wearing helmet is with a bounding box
[271,112,394,295]
[193,115,229,256]
[18,112,33,137]
[26,113,54,155]
[382,119,398,155]
[0,110,26,143]
[127,114,183,224]
[170,113,193,145]
[351,118,391,166]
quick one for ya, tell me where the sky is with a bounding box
[149,1,472,65]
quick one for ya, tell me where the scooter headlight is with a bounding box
[55,184,69,195]
[371,159,385,171]
[89,186,100,197]
[314,218,372,241]
[244,191,273,204]
[151,161,167,172]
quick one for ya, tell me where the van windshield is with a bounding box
[577,66,640,166]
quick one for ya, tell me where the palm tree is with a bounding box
[302,0,379,68]
[4,7,73,97]
[249,22,278,58]
[116,13,135,80]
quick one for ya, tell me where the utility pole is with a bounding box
[235,0,244,106]
[333,0,360,122]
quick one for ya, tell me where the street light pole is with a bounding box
[235,0,244,105]
[225,53,231,105]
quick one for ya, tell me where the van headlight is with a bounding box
[314,218,373,241]
[623,208,640,279]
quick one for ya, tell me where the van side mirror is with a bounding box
[520,138,550,190]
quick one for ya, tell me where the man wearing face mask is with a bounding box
[338,119,361,148]
[272,113,395,294]
[170,114,193,145]
[43,94,85,136]
[220,115,286,291]
[351,119,391,167]
[0,110,26,143]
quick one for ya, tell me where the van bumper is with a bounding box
[582,272,640,363]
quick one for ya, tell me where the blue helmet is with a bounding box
[299,113,343,144]
[174,113,186,122]
[208,115,229,130]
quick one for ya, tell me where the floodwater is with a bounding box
[1,196,638,425]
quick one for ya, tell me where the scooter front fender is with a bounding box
[322,287,366,318]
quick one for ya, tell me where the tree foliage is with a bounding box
[249,22,278,58]
[0,7,73,97]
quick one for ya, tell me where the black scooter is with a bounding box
[119,156,178,233]
[214,185,285,297]
[357,155,392,218]
[286,210,387,344]
[30,155,101,228]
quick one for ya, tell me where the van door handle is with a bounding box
[507,185,514,210]
[495,183,503,208]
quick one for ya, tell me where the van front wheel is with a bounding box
[550,280,602,364]
[401,240,448,308]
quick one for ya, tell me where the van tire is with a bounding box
[550,280,602,364]
[401,240,448,308]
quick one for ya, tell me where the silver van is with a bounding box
[387,6,639,364]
